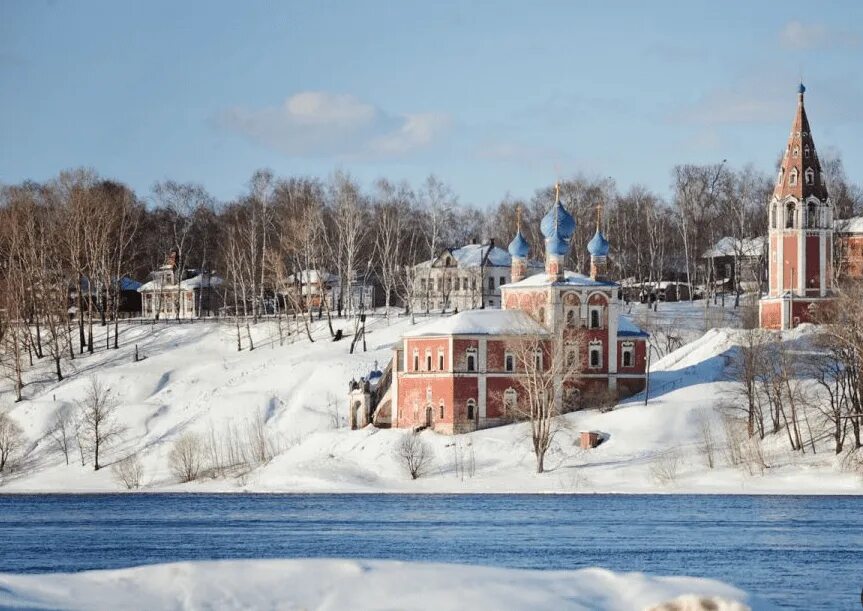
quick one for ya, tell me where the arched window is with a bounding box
[566,309,576,328]
[785,203,796,229]
[438,349,445,371]
[426,349,432,371]
[439,401,445,420]
[466,348,477,372]
[503,388,517,413]
[534,349,543,370]
[805,168,814,186]
[590,307,601,329]
[589,341,603,369]
[413,350,419,371]
[807,203,817,228]
[466,399,476,421]
[621,342,635,368]
[793,147,799,158]
[789,168,798,186]
[804,145,810,158]
[504,351,514,372]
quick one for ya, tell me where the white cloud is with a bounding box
[780,21,860,50]
[220,92,450,158]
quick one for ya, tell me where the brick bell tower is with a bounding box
[759,83,834,330]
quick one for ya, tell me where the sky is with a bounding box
[1,1,862,207]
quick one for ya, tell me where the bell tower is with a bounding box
[759,83,834,329]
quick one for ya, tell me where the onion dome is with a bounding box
[508,230,530,259]
[587,228,609,257]
[545,233,570,256]
[540,200,576,240]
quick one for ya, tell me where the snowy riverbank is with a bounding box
[0,304,860,495]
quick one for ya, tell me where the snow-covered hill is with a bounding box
[0,558,764,611]
[0,306,859,494]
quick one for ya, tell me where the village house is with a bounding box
[700,237,767,295]
[137,252,222,319]
[351,192,648,434]
[411,241,543,313]
[283,269,377,313]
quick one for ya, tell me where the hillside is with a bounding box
[0,303,860,494]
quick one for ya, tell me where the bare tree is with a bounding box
[49,408,75,465]
[394,432,434,480]
[112,454,144,489]
[169,432,203,482]
[77,377,123,470]
[0,411,24,473]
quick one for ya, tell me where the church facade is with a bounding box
[370,193,648,434]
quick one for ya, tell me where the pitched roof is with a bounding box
[417,243,542,270]
[701,236,765,259]
[618,316,649,338]
[772,85,828,202]
[403,309,549,337]
[503,270,617,289]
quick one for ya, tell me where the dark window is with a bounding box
[538,308,545,324]
[439,405,444,419]
[413,355,419,370]
[467,401,475,420]
[786,204,795,229]
[590,309,600,329]
[488,277,495,291]
[467,354,476,372]
[590,349,600,368]
[505,354,514,372]
[535,351,542,369]
[623,350,633,367]
[566,309,575,327]
[499,276,505,287]
[439,353,445,370]
[426,355,432,370]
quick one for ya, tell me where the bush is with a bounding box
[112,454,144,490]
[394,433,433,480]
[169,432,203,483]
[649,449,681,485]
[0,412,24,473]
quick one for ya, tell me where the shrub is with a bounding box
[169,432,203,483]
[112,454,144,490]
[394,433,433,480]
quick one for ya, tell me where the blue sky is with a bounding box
[1,1,861,206]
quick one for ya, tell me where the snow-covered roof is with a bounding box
[504,270,617,289]
[138,273,223,292]
[618,316,649,338]
[417,244,543,270]
[835,217,863,234]
[287,270,336,285]
[701,237,764,259]
[403,309,549,337]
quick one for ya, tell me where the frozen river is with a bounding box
[0,493,860,610]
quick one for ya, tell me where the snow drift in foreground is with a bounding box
[0,559,767,611]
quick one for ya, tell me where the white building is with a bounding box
[138,256,223,319]
[411,242,543,312]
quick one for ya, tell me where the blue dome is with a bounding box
[540,201,576,240]
[587,228,610,257]
[545,233,569,257]
[508,230,530,259]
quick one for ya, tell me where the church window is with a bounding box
[805,168,814,186]
[426,350,432,371]
[793,147,799,158]
[566,308,576,328]
[589,306,602,329]
[439,401,445,420]
[466,348,477,372]
[413,349,419,371]
[504,388,517,412]
[504,351,514,372]
[466,399,476,421]
[438,349,445,371]
[804,145,810,158]
[534,350,543,370]
[789,169,798,186]
[807,203,817,228]
[785,203,796,229]
[621,342,635,368]
[589,341,603,369]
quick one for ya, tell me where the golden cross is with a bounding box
[555,181,560,201]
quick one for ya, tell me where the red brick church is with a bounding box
[357,192,648,434]
[760,84,836,329]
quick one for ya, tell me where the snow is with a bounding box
[0,559,762,611]
[403,309,548,337]
[834,216,863,234]
[0,300,860,495]
[702,237,765,259]
[417,244,543,270]
[505,270,617,288]
[137,273,223,292]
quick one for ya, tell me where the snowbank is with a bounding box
[0,559,763,611]
[0,303,860,494]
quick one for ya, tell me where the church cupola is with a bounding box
[541,183,574,281]
[588,205,610,281]
[508,205,530,283]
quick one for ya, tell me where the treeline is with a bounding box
[1,158,861,389]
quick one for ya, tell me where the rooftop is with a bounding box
[503,270,617,289]
[403,309,549,337]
